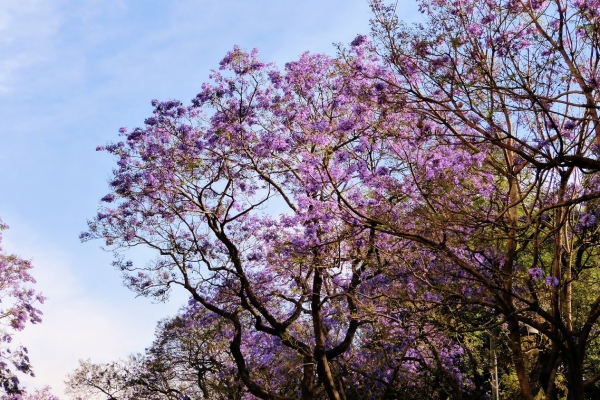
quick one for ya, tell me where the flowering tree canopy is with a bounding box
[364,0,600,398]
[0,219,45,396]
[83,0,600,399]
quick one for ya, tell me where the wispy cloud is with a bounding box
[0,0,61,94]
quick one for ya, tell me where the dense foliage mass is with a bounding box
[77,0,600,399]
[0,220,46,398]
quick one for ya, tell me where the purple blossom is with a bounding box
[541,48,554,57]
[127,129,144,141]
[545,276,559,287]
[338,119,355,131]
[481,14,496,24]
[374,81,386,91]
[268,70,283,86]
[377,166,390,176]
[314,120,329,132]
[144,117,158,126]
[467,24,483,36]
[101,194,116,203]
[580,213,596,227]
[529,267,543,281]
[351,34,368,47]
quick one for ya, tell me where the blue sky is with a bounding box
[0,0,419,396]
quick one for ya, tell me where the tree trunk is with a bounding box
[312,267,342,400]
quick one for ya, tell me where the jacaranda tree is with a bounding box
[358,0,600,398]
[345,1,600,399]
[0,219,45,397]
[84,45,482,399]
[83,0,600,399]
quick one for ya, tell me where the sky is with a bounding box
[0,0,419,397]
